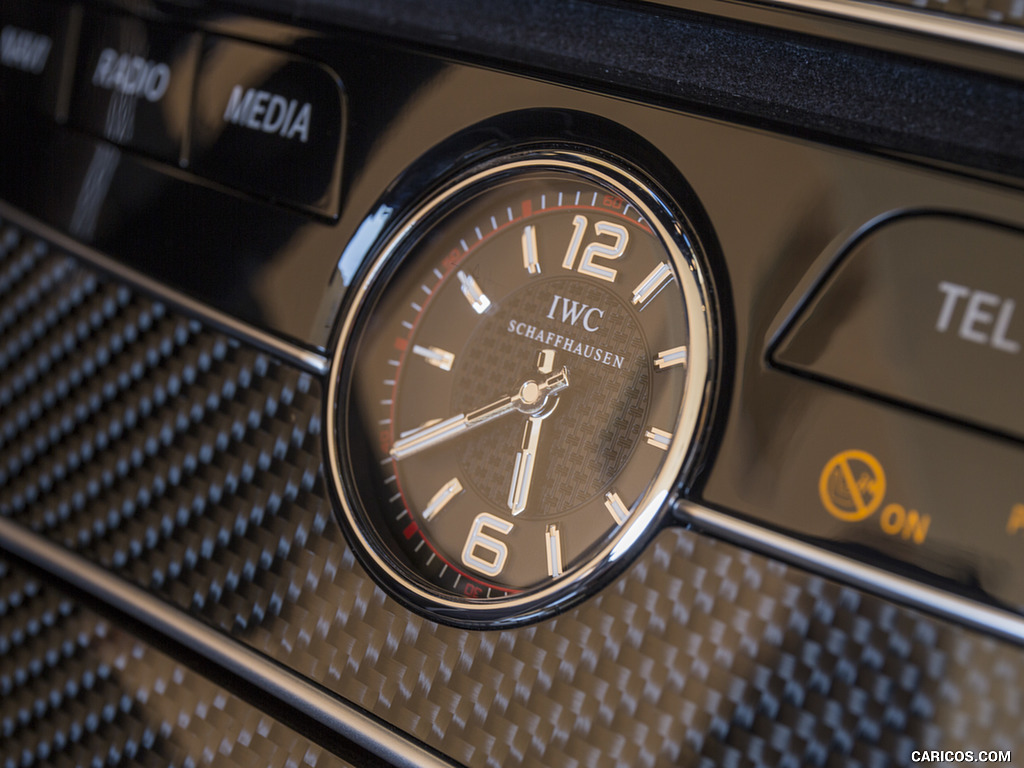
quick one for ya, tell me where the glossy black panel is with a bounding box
[2,10,1024,768]
[702,371,1024,610]
[70,9,198,163]
[191,36,345,215]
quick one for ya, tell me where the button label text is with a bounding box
[1,26,52,74]
[936,281,1020,353]
[92,48,171,102]
[223,85,311,143]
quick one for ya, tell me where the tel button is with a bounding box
[190,38,345,216]
[774,215,1024,441]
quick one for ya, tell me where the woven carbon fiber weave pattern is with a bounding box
[0,556,353,768]
[1,219,1023,767]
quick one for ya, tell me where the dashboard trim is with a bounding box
[648,0,1024,55]
[678,500,1024,646]
[0,514,455,768]
[0,201,331,376]
[4,199,1021,646]
[756,0,1024,52]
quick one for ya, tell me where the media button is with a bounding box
[190,38,344,216]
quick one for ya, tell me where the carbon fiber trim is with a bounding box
[0,555,354,768]
[2,216,1024,766]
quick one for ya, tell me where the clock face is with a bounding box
[326,151,715,626]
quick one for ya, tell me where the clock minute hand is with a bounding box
[389,367,569,461]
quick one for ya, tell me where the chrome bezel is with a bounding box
[325,148,716,626]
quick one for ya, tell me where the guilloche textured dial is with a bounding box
[328,152,714,625]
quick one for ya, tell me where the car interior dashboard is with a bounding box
[1,0,1023,765]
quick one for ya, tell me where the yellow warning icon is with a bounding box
[819,449,886,522]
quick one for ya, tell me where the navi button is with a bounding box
[190,38,345,215]
[0,0,73,120]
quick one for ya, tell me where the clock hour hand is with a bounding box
[508,413,544,516]
[390,367,568,461]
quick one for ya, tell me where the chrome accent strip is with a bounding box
[757,0,1024,54]
[0,201,330,376]
[678,500,1024,646]
[0,515,454,768]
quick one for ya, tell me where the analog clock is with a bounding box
[326,149,715,626]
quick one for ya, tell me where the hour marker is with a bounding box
[457,270,491,313]
[522,225,541,275]
[433,268,444,280]
[655,346,688,369]
[412,344,455,371]
[545,524,564,578]
[645,427,672,451]
[536,349,555,374]
[422,477,463,521]
[604,491,630,525]
[632,262,674,307]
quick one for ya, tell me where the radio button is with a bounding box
[190,38,344,216]
[775,215,1024,441]
[69,11,199,163]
